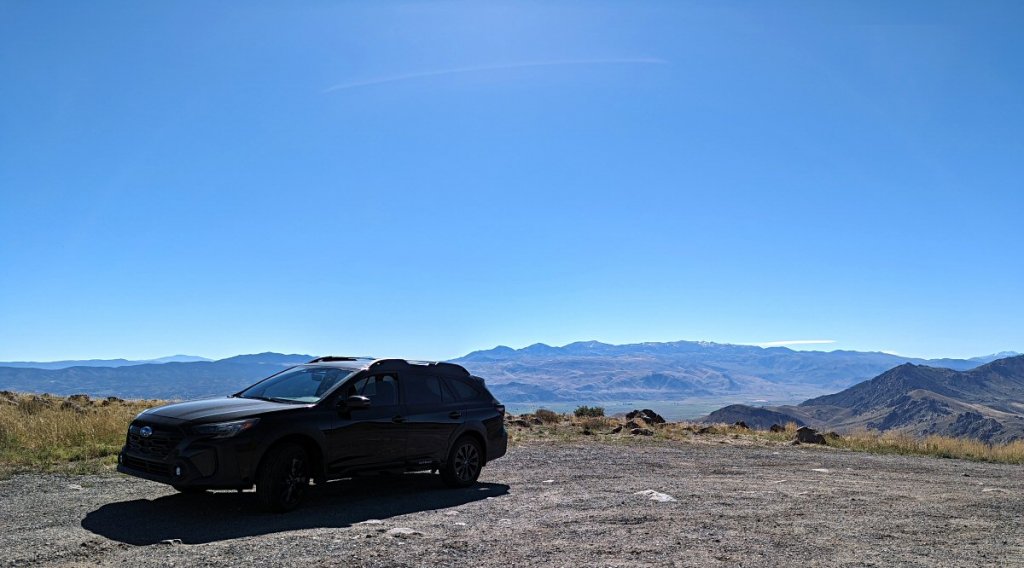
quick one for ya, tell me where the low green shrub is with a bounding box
[573,405,605,418]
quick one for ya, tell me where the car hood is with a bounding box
[144,397,306,423]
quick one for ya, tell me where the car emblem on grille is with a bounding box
[139,426,153,438]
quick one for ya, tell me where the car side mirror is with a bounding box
[340,395,371,410]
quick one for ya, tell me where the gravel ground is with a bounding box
[1,438,1022,567]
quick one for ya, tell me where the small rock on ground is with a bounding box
[386,528,423,538]
[634,490,677,502]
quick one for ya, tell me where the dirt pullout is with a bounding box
[1,440,1022,567]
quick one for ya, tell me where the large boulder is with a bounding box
[626,409,666,425]
[59,400,86,414]
[794,426,826,445]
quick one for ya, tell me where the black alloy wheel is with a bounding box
[441,436,482,488]
[256,444,310,512]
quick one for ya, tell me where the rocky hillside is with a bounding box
[704,355,1024,442]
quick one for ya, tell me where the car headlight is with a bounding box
[191,418,260,439]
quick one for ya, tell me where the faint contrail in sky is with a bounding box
[322,58,668,93]
[756,340,837,348]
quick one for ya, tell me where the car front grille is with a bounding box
[122,455,174,478]
[126,422,183,460]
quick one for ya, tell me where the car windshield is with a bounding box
[237,366,356,404]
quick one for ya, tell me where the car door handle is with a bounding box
[392,415,406,423]
[448,411,462,419]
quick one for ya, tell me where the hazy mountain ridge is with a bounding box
[0,355,212,370]
[0,343,1013,411]
[0,354,312,399]
[453,340,987,403]
[705,355,1024,442]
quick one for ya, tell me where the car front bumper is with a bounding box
[117,420,261,489]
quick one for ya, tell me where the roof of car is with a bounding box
[302,356,471,377]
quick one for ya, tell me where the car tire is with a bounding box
[440,435,483,488]
[256,443,310,512]
[172,485,208,494]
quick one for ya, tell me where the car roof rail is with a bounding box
[368,358,470,376]
[308,356,372,363]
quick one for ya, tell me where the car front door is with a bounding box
[324,373,407,473]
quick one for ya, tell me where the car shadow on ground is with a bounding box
[81,474,510,545]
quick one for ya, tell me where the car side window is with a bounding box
[404,375,444,407]
[345,374,399,406]
[444,377,483,402]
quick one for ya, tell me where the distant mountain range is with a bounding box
[704,355,1024,442]
[0,342,1018,412]
[0,355,212,370]
[452,341,1015,403]
[0,353,312,399]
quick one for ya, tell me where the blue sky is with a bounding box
[1,1,1022,362]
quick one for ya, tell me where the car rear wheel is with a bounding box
[256,443,310,512]
[440,436,482,488]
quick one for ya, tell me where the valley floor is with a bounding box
[1,439,1022,567]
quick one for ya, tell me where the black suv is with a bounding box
[117,357,508,511]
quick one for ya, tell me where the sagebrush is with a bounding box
[573,405,605,418]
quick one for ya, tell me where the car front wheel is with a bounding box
[440,436,482,488]
[256,443,310,512]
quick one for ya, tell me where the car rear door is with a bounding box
[401,372,460,465]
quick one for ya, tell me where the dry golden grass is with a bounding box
[831,429,1024,464]
[507,411,1024,465]
[0,392,158,476]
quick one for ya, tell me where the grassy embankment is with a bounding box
[0,392,158,476]
[1,392,1023,478]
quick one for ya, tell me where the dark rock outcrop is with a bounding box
[947,412,1005,443]
[627,409,666,425]
[795,426,826,445]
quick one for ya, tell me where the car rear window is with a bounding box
[444,377,484,401]
[405,375,444,406]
